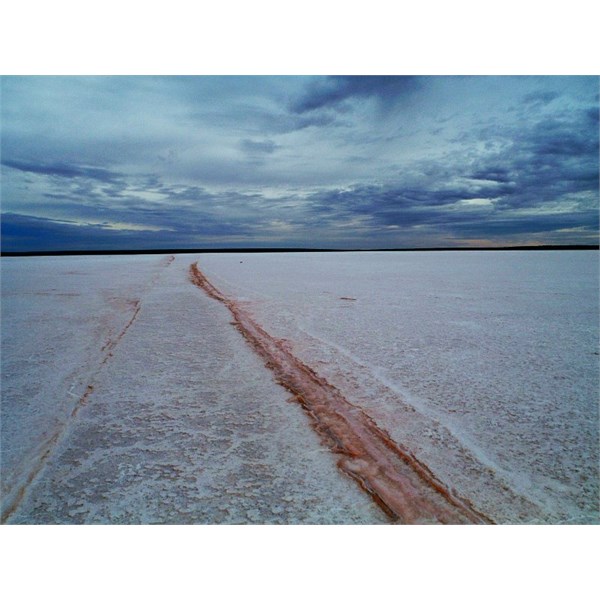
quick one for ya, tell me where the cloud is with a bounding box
[1,76,598,250]
[470,168,512,183]
[240,139,279,155]
[297,100,599,238]
[1,158,121,182]
[239,138,281,165]
[522,118,597,157]
[289,76,419,114]
[1,213,162,252]
[490,108,599,211]
[522,90,560,106]
[0,210,256,252]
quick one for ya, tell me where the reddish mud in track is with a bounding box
[189,262,493,524]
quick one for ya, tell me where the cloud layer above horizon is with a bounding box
[1,75,598,251]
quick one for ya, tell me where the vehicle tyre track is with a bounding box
[190,261,493,524]
[1,256,175,523]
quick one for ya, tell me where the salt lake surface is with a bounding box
[1,255,385,523]
[199,250,599,524]
[1,251,598,523]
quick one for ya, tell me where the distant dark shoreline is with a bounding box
[1,245,598,257]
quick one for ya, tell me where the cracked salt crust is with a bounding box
[2,255,387,524]
[3,251,598,524]
[197,250,599,524]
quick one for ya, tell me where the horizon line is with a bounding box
[2,244,599,257]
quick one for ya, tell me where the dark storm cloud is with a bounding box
[289,76,419,114]
[470,168,512,183]
[585,106,599,123]
[523,118,597,157]
[522,90,560,106]
[490,106,599,210]
[453,211,599,236]
[299,180,599,241]
[307,184,470,221]
[1,213,161,252]
[297,95,598,238]
[1,158,122,182]
[0,210,254,253]
[1,76,598,250]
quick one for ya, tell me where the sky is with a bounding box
[1,75,598,251]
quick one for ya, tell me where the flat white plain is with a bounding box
[1,251,598,523]
[1,255,385,524]
[199,250,599,524]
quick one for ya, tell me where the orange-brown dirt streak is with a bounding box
[0,383,97,523]
[100,301,141,364]
[189,262,494,524]
[1,256,175,524]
